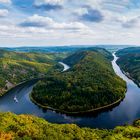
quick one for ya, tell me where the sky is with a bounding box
[0,0,140,47]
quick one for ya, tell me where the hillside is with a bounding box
[31,50,126,113]
[117,47,140,87]
[0,112,140,140]
[0,50,67,63]
[63,48,113,66]
[116,47,140,56]
[0,50,66,95]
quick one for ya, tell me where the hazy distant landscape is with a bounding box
[2,45,136,53]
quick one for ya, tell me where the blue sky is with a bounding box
[0,0,140,46]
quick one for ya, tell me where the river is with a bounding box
[0,53,140,129]
[58,62,70,72]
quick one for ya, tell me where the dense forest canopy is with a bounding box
[0,112,140,140]
[117,47,140,87]
[32,49,126,113]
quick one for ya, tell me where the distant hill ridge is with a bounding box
[1,45,135,53]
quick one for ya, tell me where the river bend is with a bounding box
[0,54,139,129]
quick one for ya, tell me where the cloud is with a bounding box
[122,16,140,28]
[19,15,52,27]
[0,0,11,4]
[122,19,138,28]
[34,0,64,11]
[114,15,140,28]
[74,8,88,16]
[76,6,103,22]
[35,0,64,5]
[0,9,8,17]
[35,4,62,11]
[19,14,89,31]
[2,0,140,46]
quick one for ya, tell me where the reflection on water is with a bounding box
[0,54,140,129]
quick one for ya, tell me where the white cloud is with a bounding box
[35,0,64,5]
[74,8,88,16]
[20,14,89,31]
[0,9,9,17]
[0,0,11,4]
[120,16,140,28]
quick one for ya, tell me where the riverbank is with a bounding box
[30,91,126,115]
[116,48,140,88]
[0,77,44,97]
[116,57,140,88]
[122,70,140,88]
[0,61,67,98]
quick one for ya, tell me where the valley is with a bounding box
[0,47,139,139]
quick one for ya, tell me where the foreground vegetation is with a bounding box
[0,50,66,95]
[117,47,140,87]
[32,49,126,113]
[0,112,140,140]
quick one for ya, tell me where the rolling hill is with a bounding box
[31,49,126,113]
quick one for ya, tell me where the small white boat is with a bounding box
[14,96,18,103]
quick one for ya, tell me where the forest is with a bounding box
[0,50,66,95]
[0,112,140,140]
[31,49,126,113]
[117,47,140,87]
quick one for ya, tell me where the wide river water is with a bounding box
[0,53,140,129]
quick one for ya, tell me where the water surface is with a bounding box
[59,62,70,72]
